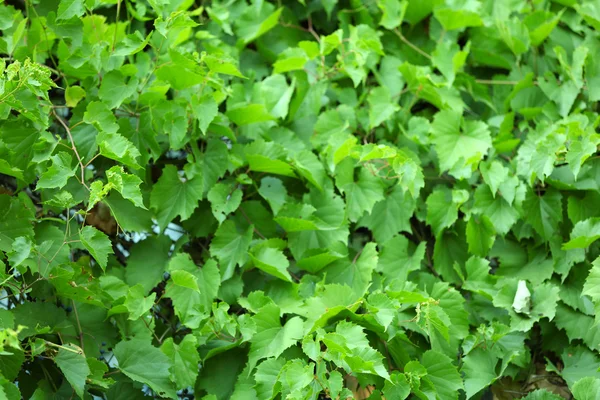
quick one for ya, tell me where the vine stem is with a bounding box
[72,300,85,352]
[112,0,121,52]
[393,29,432,60]
[52,109,89,190]
[44,340,83,354]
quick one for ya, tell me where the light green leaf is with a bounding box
[572,377,600,400]
[563,218,600,250]
[106,166,145,209]
[383,372,410,399]
[250,246,292,282]
[227,104,276,126]
[204,54,245,78]
[378,0,407,30]
[113,31,153,56]
[79,226,113,271]
[36,152,76,190]
[65,86,86,108]
[96,131,141,170]
[430,110,492,179]
[57,0,85,20]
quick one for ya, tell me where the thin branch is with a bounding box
[112,0,121,52]
[52,110,89,190]
[393,29,432,60]
[239,207,266,239]
[475,79,525,85]
[71,300,85,352]
[142,315,162,344]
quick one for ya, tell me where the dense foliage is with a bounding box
[1,0,600,399]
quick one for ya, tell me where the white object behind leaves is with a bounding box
[512,280,531,316]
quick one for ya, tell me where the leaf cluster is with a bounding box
[0,0,600,399]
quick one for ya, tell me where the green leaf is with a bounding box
[83,101,120,134]
[36,152,76,190]
[124,284,156,320]
[572,377,600,400]
[166,255,220,329]
[523,188,563,241]
[207,183,242,224]
[150,165,203,231]
[98,70,138,109]
[192,94,219,134]
[383,372,410,399]
[125,235,172,292]
[564,218,600,249]
[325,242,378,297]
[359,185,415,243]
[204,54,245,78]
[65,86,86,108]
[379,0,408,30]
[227,104,276,126]
[54,344,90,399]
[430,110,492,179]
[341,168,384,222]
[113,31,153,56]
[248,303,304,371]
[256,74,295,119]
[258,177,287,215]
[434,3,483,31]
[105,166,145,209]
[250,245,292,282]
[209,221,253,280]
[114,339,177,399]
[236,6,283,45]
[57,0,85,20]
[96,131,141,170]
[466,215,496,256]
[368,86,400,129]
[421,350,463,399]
[461,348,497,399]
[79,226,113,271]
[160,335,200,389]
[426,187,468,236]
